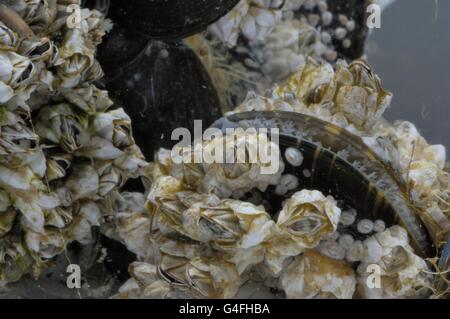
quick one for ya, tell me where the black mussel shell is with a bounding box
[103,40,223,159]
[298,0,370,60]
[108,0,240,40]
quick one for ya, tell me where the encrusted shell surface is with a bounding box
[356,226,431,299]
[280,249,356,299]
[0,1,148,284]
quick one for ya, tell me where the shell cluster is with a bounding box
[193,0,369,106]
[0,0,448,300]
[0,1,147,284]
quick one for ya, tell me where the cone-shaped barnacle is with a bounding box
[265,190,341,274]
[169,128,284,199]
[296,0,371,61]
[101,40,223,160]
[0,1,152,285]
[108,0,240,40]
[148,234,242,298]
[213,108,434,259]
[356,226,432,299]
[280,249,356,299]
[148,175,275,273]
[183,197,275,272]
[185,257,242,299]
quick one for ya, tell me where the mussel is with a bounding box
[297,0,370,61]
[108,0,240,40]
[102,40,223,159]
[212,111,434,257]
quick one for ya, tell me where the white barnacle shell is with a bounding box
[196,129,283,198]
[338,234,355,250]
[333,60,393,130]
[281,250,356,299]
[339,209,357,226]
[112,193,151,259]
[422,144,446,170]
[272,56,335,105]
[0,50,34,104]
[275,174,299,196]
[357,219,374,234]
[241,5,282,42]
[373,220,386,233]
[181,196,274,273]
[185,257,242,298]
[208,0,250,47]
[65,164,99,201]
[0,22,19,49]
[345,240,364,262]
[407,160,441,201]
[230,93,294,114]
[285,147,304,167]
[362,235,384,263]
[277,190,341,247]
[115,262,171,299]
[0,2,148,284]
[317,239,346,260]
[24,229,65,260]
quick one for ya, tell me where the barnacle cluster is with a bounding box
[0,0,448,300]
[110,49,448,298]
[0,1,146,284]
[192,0,368,106]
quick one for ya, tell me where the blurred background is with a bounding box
[367,0,450,150]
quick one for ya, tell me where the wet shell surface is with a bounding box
[212,111,433,257]
[108,0,240,40]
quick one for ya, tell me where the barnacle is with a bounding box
[280,249,356,299]
[0,1,146,284]
[0,0,447,301]
[200,0,370,106]
[165,129,284,199]
[265,190,341,274]
[273,58,393,130]
[356,226,432,299]
[148,175,275,274]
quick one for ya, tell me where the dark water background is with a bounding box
[367,0,450,149]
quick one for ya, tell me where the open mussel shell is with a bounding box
[213,111,434,257]
[108,0,240,40]
[103,40,222,159]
